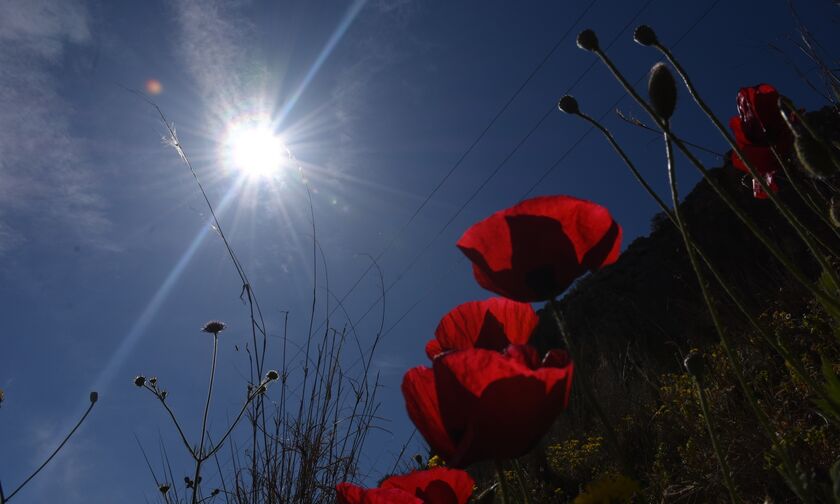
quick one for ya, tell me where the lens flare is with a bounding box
[145,79,163,95]
[223,115,287,179]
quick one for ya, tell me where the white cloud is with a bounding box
[173,0,263,116]
[0,0,111,253]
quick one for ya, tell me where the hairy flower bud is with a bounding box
[683,349,704,380]
[266,370,279,381]
[557,95,580,115]
[648,62,677,121]
[134,375,146,388]
[159,484,171,494]
[89,391,98,403]
[795,133,840,179]
[633,25,658,46]
[576,29,599,51]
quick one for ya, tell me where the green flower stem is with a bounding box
[693,375,741,503]
[659,129,804,499]
[591,46,840,319]
[547,301,631,477]
[771,146,840,248]
[5,397,97,502]
[512,459,532,504]
[652,41,840,295]
[192,332,220,504]
[664,129,742,503]
[575,110,840,421]
[494,460,512,504]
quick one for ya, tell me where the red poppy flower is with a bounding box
[425,298,538,359]
[336,468,474,504]
[402,345,574,467]
[728,84,794,199]
[456,195,621,302]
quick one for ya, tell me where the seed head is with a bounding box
[202,320,226,334]
[648,62,677,121]
[89,391,99,403]
[134,376,146,388]
[266,370,279,381]
[633,25,658,46]
[557,95,580,115]
[576,29,599,52]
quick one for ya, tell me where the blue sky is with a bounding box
[1,0,838,501]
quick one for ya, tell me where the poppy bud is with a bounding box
[149,377,157,386]
[576,29,599,51]
[159,484,171,494]
[633,25,658,46]
[89,391,98,403]
[160,391,168,400]
[648,62,677,121]
[266,370,279,381]
[557,95,580,115]
[212,489,220,496]
[413,453,424,466]
[134,376,146,387]
[794,133,840,179]
[202,320,226,334]
[683,349,704,380]
[257,385,267,394]
[829,197,840,228]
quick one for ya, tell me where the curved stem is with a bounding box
[577,111,840,420]
[192,332,220,504]
[653,42,840,295]
[148,386,195,458]
[512,459,532,504]
[547,301,631,477]
[694,377,740,503]
[592,46,840,318]
[494,460,512,504]
[6,398,97,502]
[665,129,741,502]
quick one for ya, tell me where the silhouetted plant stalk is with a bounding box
[494,460,513,504]
[135,329,279,503]
[684,351,741,503]
[578,30,816,500]
[578,29,840,323]
[638,25,840,297]
[0,391,98,504]
[558,96,840,422]
[546,301,630,477]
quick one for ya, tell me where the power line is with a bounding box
[349,0,659,329]
[317,0,602,331]
[373,0,724,340]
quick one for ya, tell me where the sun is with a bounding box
[222,115,287,179]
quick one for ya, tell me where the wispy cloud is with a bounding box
[0,0,113,255]
[172,0,265,118]
[0,0,112,253]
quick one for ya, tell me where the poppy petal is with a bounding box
[428,298,538,358]
[402,367,456,461]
